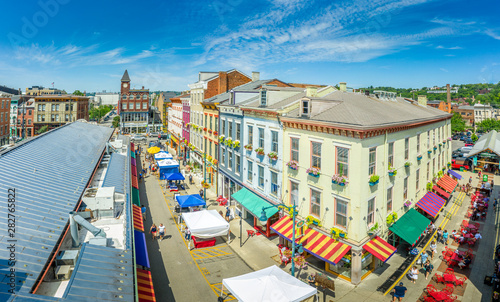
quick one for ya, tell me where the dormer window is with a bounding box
[301,100,310,117]
[260,90,267,106]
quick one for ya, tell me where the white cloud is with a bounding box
[485,29,500,40]
[436,45,462,50]
[440,68,449,72]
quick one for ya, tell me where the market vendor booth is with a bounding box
[231,187,279,237]
[157,159,180,180]
[416,191,447,221]
[436,174,458,195]
[182,210,230,249]
[388,208,431,248]
[154,151,173,161]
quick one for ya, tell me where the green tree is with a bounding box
[73,90,84,96]
[451,113,466,133]
[477,118,500,132]
[112,116,120,128]
[471,133,478,143]
[37,125,48,134]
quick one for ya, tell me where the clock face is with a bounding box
[123,83,128,88]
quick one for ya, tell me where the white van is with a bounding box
[461,146,472,153]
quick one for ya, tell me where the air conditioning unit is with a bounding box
[55,250,79,266]
[55,265,72,280]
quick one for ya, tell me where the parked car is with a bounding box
[452,157,472,171]
[160,133,168,139]
[131,135,147,142]
[452,134,460,140]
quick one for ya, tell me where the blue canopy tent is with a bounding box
[157,159,180,180]
[176,194,206,208]
[166,172,185,181]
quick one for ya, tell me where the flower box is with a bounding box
[332,174,348,186]
[404,162,411,167]
[306,167,320,177]
[214,131,218,135]
[427,150,432,154]
[208,129,213,134]
[369,175,379,186]
[219,135,225,142]
[287,160,298,170]
[404,200,412,207]
[417,155,422,160]
[255,148,265,156]
[388,166,397,176]
[203,127,207,132]
[433,146,437,150]
[268,152,278,161]
[244,144,253,151]
[232,140,240,148]
[224,137,233,146]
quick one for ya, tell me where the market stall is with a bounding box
[157,159,180,180]
[154,151,173,161]
[222,265,317,302]
[181,210,230,249]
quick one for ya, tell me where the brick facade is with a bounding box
[204,70,252,99]
[0,97,10,145]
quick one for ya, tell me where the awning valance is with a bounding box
[134,230,150,268]
[363,236,396,262]
[131,157,136,167]
[231,188,279,219]
[132,187,141,207]
[165,172,185,181]
[416,191,446,218]
[437,174,458,193]
[432,185,450,199]
[389,208,430,245]
[131,151,136,158]
[447,169,462,180]
[130,142,135,152]
[132,174,139,189]
[176,194,205,208]
[136,268,156,302]
[271,216,351,265]
[133,204,144,232]
[132,166,137,176]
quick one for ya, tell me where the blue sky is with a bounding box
[0,0,499,92]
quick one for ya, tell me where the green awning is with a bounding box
[231,187,279,219]
[389,208,430,245]
[132,187,140,206]
[131,151,136,158]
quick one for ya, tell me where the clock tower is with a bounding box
[119,70,131,115]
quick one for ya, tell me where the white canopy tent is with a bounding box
[181,210,230,248]
[222,265,317,302]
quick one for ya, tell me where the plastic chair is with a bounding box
[455,276,467,287]
[435,273,445,284]
[461,220,469,228]
[424,297,435,302]
[443,286,454,295]
[445,295,458,302]
[445,268,455,275]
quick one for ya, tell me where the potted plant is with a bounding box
[203,127,207,132]
[225,137,233,146]
[426,182,432,191]
[244,144,253,151]
[214,131,218,135]
[404,161,411,168]
[201,180,211,189]
[287,160,299,170]
[403,200,412,207]
[368,222,379,235]
[232,140,240,148]
[306,167,320,177]
[427,149,432,154]
[388,166,397,176]
[332,174,348,186]
[331,227,347,239]
[213,159,218,165]
[219,135,225,142]
[369,175,379,186]
[417,154,422,160]
[208,129,213,134]
[255,147,265,156]
[268,151,278,161]
[433,145,437,150]
[447,162,451,168]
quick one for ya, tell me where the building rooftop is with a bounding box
[285,90,451,129]
[121,70,130,82]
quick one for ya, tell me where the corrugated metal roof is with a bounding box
[102,153,127,194]
[467,130,500,157]
[63,244,134,301]
[0,122,113,297]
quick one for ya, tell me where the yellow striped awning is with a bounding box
[136,268,156,302]
[271,216,351,265]
[363,236,397,262]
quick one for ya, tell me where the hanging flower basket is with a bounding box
[388,166,397,176]
[219,135,225,142]
[417,154,422,160]
[332,174,348,186]
[306,167,320,177]
[404,162,411,168]
[208,129,213,134]
[427,150,432,154]
[214,131,218,135]
[433,145,437,150]
[213,159,218,165]
[369,175,379,186]
[244,144,253,151]
[386,212,398,225]
[203,127,207,132]
[255,148,265,156]
[232,140,240,148]
[201,181,211,189]
[268,152,278,161]
[404,200,412,207]
[224,137,233,146]
[287,160,299,170]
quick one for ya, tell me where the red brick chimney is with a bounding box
[446,84,451,113]
[219,71,228,94]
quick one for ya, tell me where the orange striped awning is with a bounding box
[136,268,156,302]
[437,174,458,193]
[132,174,139,189]
[433,185,450,199]
[363,236,397,262]
[133,205,144,232]
[271,216,351,265]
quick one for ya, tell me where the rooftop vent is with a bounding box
[373,90,397,101]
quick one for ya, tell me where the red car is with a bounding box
[465,143,474,147]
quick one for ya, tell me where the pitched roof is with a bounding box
[121,70,131,82]
[204,79,275,104]
[286,90,450,129]
[242,91,306,110]
[467,130,500,157]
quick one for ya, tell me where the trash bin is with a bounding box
[484,175,488,182]
[460,167,464,172]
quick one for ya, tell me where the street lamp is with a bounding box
[259,204,303,277]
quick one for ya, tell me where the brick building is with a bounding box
[0,93,11,146]
[17,98,35,139]
[118,70,150,134]
[455,105,474,126]
[32,95,89,133]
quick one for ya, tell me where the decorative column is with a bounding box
[350,247,363,285]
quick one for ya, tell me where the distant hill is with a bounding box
[359,82,500,105]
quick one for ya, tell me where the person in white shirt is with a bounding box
[475,233,482,240]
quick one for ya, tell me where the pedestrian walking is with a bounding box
[141,205,147,221]
[437,227,443,243]
[408,266,419,284]
[420,251,428,267]
[150,224,157,240]
[184,226,191,240]
[139,173,143,181]
[199,189,204,198]
[158,223,166,240]
[225,207,231,222]
[469,176,472,184]
[423,260,434,280]
[479,170,482,179]
[149,163,152,174]
[443,230,449,245]
[142,168,147,176]
[430,241,437,260]
[392,282,407,302]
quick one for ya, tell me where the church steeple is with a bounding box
[121,70,131,82]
